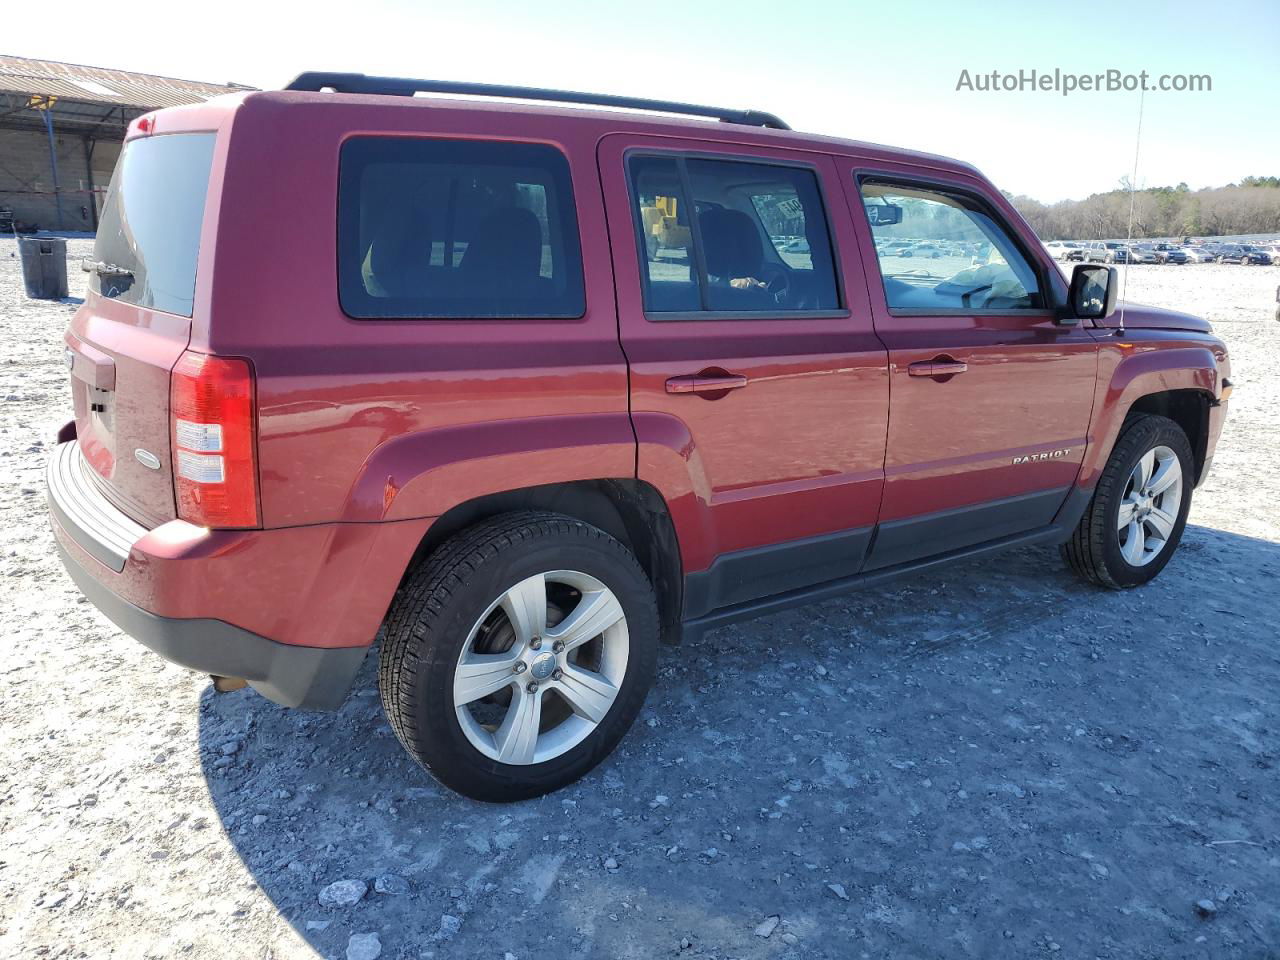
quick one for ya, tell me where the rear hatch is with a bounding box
[67,131,216,527]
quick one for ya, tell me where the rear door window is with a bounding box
[92,133,216,318]
[628,154,841,316]
[339,138,585,319]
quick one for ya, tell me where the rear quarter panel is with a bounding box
[201,94,631,527]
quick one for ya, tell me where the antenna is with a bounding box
[1117,89,1146,337]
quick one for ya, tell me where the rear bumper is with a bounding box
[47,436,147,573]
[54,539,365,709]
[47,437,430,709]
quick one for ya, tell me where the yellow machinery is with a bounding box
[640,195,692,258]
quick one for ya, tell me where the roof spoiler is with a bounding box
[284,71,790,131]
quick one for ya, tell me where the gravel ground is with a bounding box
[2,239,1278,960]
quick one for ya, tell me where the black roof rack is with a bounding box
[284,72,790,130]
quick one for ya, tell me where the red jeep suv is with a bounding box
[48,73,1231,801]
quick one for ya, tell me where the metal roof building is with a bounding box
[0,56,252,232]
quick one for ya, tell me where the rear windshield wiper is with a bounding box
[81,259,134,278]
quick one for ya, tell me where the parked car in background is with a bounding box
[909,241,943,258]
[1127,245,1161,265]
[1181,246,1217,263]
[47,71,1233,801]
[1084,241,1129,264]
[1216,245,1248,264]
[1238,245,1273,265]
[1045,241,1083,261]
[1151,243,1187,264]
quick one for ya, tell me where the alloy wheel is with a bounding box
[1116,445,1183,566]
[453,570,629,765]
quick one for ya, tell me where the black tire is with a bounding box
[1061,414,1194,589]
[379,512,659,802]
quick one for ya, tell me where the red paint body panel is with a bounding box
[198,95,632,528]
[834,158,1099,526]
[599,135,889,574]
[1080,331,1227,489]
[66,297,191,528]
[345,413,638,523]
[53,89,1230,661]
[50,501,430,649]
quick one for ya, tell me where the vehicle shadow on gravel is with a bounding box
[198,522,1280,958]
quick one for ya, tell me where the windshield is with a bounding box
[92,133,216,318]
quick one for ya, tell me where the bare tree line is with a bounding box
[1009,178,1280,240]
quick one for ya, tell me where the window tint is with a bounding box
[92,133,216,318]
[861,180,1043,312]
[629,154,840,315]
[339,138,585,318]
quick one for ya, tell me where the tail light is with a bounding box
[170,351,259,528]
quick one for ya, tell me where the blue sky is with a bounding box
[12,0,1278,201]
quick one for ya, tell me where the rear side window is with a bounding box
[628,154,841,316]
[339,138,585,319]
[92,133,216,318]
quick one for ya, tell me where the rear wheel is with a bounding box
[379,512,659,802]
[1061,414,1193,589]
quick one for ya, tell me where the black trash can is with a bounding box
[17,236,69,300]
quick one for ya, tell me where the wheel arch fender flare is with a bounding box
[629,410,718,576]
[1083,345,1218,488]
[340,413,639,523]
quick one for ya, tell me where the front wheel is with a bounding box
[379,512,659,801]
[1061,414,1193,589]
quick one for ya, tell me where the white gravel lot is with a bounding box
[2,239,1278,959]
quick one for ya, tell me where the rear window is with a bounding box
[92,133,216,318]
[338,138,585,319]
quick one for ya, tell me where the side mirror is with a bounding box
[865,201,903,226]
[1066,264,1118,323]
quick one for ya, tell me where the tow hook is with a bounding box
[211,675,248,693]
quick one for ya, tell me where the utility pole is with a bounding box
[29,95,64,231]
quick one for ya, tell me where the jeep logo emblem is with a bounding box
[1012,448,1070,465]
